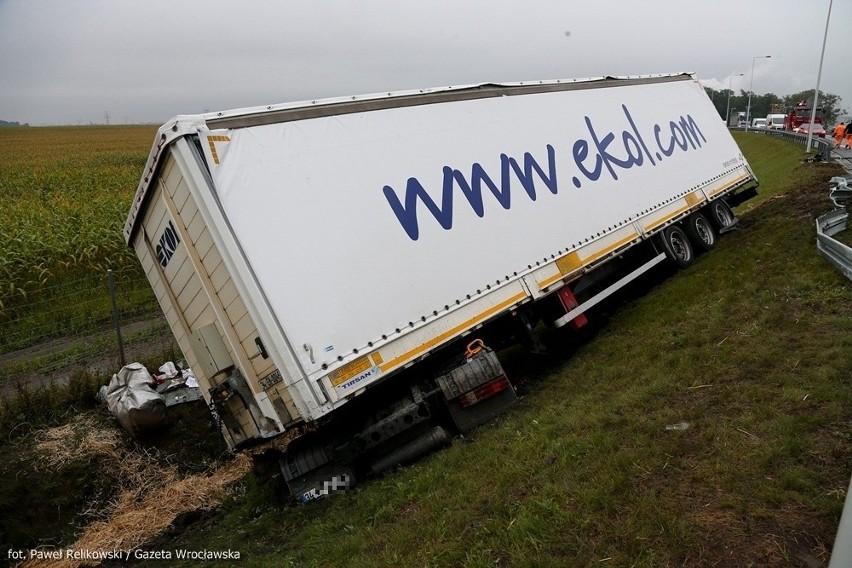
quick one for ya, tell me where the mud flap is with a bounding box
[444,387,518,434]
[436,346,518,433]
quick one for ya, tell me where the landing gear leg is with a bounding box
[515,308,548,355]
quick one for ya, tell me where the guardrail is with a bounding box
[730,126,833,161]
[815,176,852,282]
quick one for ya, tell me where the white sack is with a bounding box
[99,362,166,436]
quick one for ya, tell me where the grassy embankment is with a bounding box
[148,134,851,566]
[0,130,849,567]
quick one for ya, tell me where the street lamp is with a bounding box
[725,72,743,127]
[746,55,772,131]
[807,0,833,152]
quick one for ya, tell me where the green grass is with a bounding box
[735,132,821,211]
[127,133,851,566]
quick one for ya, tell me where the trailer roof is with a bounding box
[124,72,694,244]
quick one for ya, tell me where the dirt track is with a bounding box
[0,317,176,397]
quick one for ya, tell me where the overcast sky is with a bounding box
[1,0,850,126]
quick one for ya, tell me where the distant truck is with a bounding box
[729,110,747,127]
[125,73,758,500]
[765,114,786,129]
[785,98,823,130]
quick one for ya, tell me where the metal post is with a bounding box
[746,55,771,131]
[829,475,852,567]
[807,0,833,153]
[725,72,743,127]
[107,269,126,367]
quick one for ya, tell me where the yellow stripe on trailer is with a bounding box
[553,232,639,282]
[685,190,703,207]
[644,203,692,233]
[707,174,749,197]
[379,291,527,373]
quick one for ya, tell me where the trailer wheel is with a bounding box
[660,225,695,268]
[708,199,736,231]
[683,213,716,252]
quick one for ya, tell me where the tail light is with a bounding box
[457,375,511,408]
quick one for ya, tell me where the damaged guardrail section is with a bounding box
[815,176,852,282]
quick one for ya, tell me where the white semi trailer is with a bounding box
[125,73,758,500]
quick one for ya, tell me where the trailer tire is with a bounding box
[707,199,736,231]
[683,212,716,252]
[660,225,695,268]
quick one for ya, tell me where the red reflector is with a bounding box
[458,375,511,408]
[557,286,588,330]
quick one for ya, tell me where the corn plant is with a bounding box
[0,126,158,351]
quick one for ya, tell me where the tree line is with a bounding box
[704,87,847,126]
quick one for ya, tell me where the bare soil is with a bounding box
[0,318,176,397]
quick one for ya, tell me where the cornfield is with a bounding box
[0,126,159,352]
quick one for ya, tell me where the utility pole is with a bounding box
[746,55,771,131]
[807,0,832,152]
[726,72,743,127]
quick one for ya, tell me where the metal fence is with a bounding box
[733,126,833,161]
[0,269,177,391]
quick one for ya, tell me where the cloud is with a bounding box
[1,0,849,125]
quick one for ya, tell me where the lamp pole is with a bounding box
[807,0,832,152]
[726,72,743,127]
[746,55,771,131]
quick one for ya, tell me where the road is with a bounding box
[832,144,852,173]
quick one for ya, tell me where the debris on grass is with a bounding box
[22,415,251,568]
